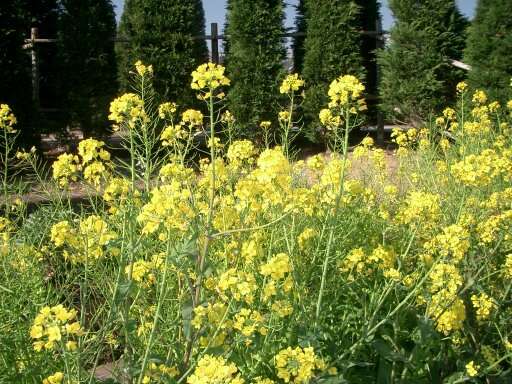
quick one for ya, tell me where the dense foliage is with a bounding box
[2,60,512,383]
[301,0,365,141]
[0,0,60,143]
[57,0,118,136]
[465,0,512,104]
[117,0,208,107]
[378,0,468,125]
[225,0,286,138]
[291,0,307,73]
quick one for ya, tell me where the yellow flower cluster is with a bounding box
[297,228,316,251]
[227,140,256,167]
[103,177,135,214]
[471,293,495,321]
[134,60,153,77]
[397,191,441,229]
[260,253,291,280]
[50,216,116,263]
[424,224,470,263]
[160,124,189,147]
[216,268,258,304]
[233,308,267,339]
[187,355,243,384]
[339,246,396,280]
[142,363,178,384]
[451,149,511,187]
[477,210,512,245]
[275,346,325,383]
[137,181,195,236]
[52,138,111,186]
[0,103,17,133]
[318,108,341,130]
[327,75,366,111]
[182,109,204,127]
[191,62,230,100]
[52,153,80,186]
[30,305,82,352]
[504,254,512,279]
[43,372,64,384]
[465,361,479,377]
[280,73,304,94]
[158,102,178,120]
[426,263,465,334]
[108,92,146,129]
[78,138,111,185]
[126,254,164,288]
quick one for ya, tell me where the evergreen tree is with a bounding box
[225,0,286,137]
[465,0,512,104]
[0,1,31,127]
[117,0,208,107]
[378,0,468,125]
[0,0,59,144]
[301,0,365,141]
[292,0,307,73]
[356,0,380,101]
[58,0,117,136]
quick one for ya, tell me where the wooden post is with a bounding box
[211,23,219,64]
[30,27,40,109]
[375,20,385,146]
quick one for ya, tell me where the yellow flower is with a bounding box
[471,293,495,321]
[227,140,256,166]
[279,111,290,122]
[191,62,230,92]
[456,81,468,94]
[297,228,316,250]
[465,361,479,377]
[134,60,153,76]
[327,75,365,109]
[158,102,178,119]
[43,372,64,384]
[0,104,17,133]
[222,110,236,124]
[187,355,243,384]
[108,93,146,128]
[280,73,305,94]
[472,90,487,105]
[52,153,80,187]
[260,253,291,280]
[318,108,341,129]
[260,121,271,130]
[182,109,204,127]
[275,347,324,383]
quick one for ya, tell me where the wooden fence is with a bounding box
[24,22,388,143]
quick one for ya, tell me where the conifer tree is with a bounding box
[58,0,117,136]
[117,0,208,107]
[0,1,31,125]
[465,0,512,104]
[225,0,286,137]
[0,0,59,143]
[378,0,467,125]
[301,0,365,141]
[292,0,307,73]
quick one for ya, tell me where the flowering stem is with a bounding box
[315,108,351,325]
[136,233,172,384]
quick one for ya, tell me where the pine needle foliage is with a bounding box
[117,0,209,106]
[58,0,118,136]
[225,0,286,138]
[465,0,512,104]
[301,0,365,142]
[378,0,467,125]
